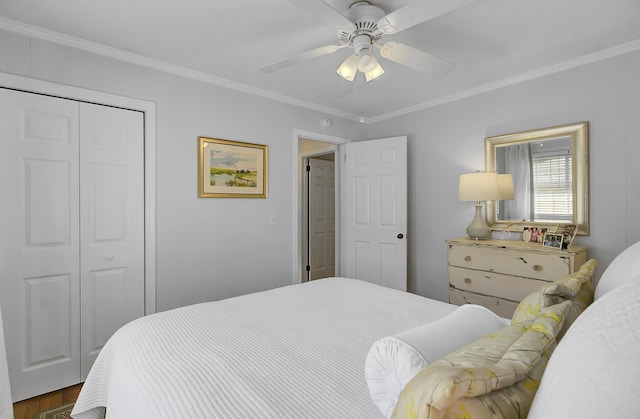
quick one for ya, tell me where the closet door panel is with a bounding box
[0,89,81,401]
[24,159,72,246]
[23,274,74,367]
[79,103,145,379]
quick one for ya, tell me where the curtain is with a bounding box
[502,144,532,221]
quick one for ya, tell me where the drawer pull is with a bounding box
[464,256,472,262]
[533,265,543,272]
[464,278,472,284]
[518,257,528,264]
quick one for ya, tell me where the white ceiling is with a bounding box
[1,0,640,122]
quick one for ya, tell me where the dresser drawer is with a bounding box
[449,288,518,319]
[448,244,571,281]
[449,266,549,302]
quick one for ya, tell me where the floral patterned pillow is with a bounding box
[392,301,571,419]
[511,258,596,337]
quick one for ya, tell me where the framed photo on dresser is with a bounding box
[522,226,547,243]
[556,224,578,249]
[543,233,564,249]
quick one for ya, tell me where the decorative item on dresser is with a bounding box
[457,172,514,240]
[446,238,589,318]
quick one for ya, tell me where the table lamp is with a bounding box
[498,173,515,200]
[458,172,501,240]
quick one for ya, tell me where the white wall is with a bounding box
[368,51,640,301]
[3,29,638,309]
[0,31,366,312]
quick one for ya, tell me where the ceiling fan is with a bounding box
[260,0,476,82]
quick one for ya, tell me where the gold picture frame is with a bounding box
[198,137,268,198]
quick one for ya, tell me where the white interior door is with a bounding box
[308,157,335,280]
[79,103,145,379]
[0,90,82,400]
[0,89,145,400]
[342,136,407,291]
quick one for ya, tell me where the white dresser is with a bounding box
[447,238,589,318]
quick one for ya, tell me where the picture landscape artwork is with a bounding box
[198,137,268,198]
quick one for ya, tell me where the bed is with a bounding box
[71,277,459,419]
[72,240,640,419]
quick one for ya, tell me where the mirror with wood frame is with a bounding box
[485,121,589,235]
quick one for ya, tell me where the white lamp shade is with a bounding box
[365,62,384,82]
[336,55,358,81]
[498,173,515,200]
[458,172,501,202]
[357,50,378,72]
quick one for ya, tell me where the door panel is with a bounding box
[24,159,72,246]
[0,89,81,401]
[79,103,145,379]
[0,90,145,400]
[343,137,407,291]
[380,174,398,225]
[309,158,335,280]
[85,267,127,357]
[24,275,73,368]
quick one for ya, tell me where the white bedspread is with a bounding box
[72,277,456,419]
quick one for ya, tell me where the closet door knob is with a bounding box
[397,233,404,239]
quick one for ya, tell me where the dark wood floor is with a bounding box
[12,384,82,419]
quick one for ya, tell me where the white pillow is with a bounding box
[595,240,640,300]
[529,279,640,419]
[364,304,506,418]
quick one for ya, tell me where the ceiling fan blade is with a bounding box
[284,0,355,31]
[378,41,455,78]
[260,44,346,73]
[378,0,478,34]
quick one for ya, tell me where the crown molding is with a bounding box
[0,17,363,122]
[366,38,640,124]
[2,17,639,125]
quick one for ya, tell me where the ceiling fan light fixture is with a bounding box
[336,55,358,81]
[365,62,384,82]
[357,50,378,73]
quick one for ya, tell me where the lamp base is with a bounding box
[466,203,492,240]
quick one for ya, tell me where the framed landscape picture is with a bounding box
[198,137,268,198]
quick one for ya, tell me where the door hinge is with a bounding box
[306,265,311,272]
[306,165,311,172]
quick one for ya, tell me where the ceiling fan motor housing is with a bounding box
[338,1,385,53]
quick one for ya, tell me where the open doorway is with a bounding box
[293,130,350,284]
[298,137,339,283]
[294,133,407,289]
[304,153,335,281]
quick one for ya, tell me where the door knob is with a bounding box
[397,233,404,239]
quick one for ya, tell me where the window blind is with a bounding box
[532,152,572,220]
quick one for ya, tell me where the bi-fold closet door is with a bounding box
[0,89,145,401]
